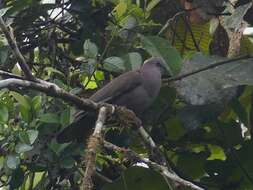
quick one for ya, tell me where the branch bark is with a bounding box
[103,141,205,190]
[83,107,108,190]
[0,78,98,111]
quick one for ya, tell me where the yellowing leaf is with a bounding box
[115,1,127,17]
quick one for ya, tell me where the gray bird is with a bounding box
[57,57,167,143]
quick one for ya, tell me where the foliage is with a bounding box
[0,0,253,190]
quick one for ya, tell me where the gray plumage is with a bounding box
[57,57,166,143]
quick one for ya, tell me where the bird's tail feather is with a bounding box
[57,112,96,143]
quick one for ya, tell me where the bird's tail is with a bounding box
[56,111,96,143]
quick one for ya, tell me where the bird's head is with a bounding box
[143,57,169,75]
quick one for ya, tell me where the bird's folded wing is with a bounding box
[74,70,142,122]
[57,70,143,143]
[90,70,142,103]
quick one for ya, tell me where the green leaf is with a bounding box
[82,76,98,89]
[83,39,98,58]
[26,130,39,144]
[60,108,71,126]
[15,143,33,154]
[122,52,142,71]
[0,157,4,170]
[39,113,60,124]
[44,67,65,78]
[6,154,20,170]
[20,104,32,123]
[10,91,31,110]
[80,58,96,75]
[140,35,182,75]
[114,1,127,17]
[19,131,30,144]
[32,96,42,112]
[19,130,39,145]
[0,104,8,123]
[11,92,31,122]
[207,144,226,161]
[146,0,161,12]
[103,56,125,73]
[49,140,69,155]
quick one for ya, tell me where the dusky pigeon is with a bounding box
[57,57,167,143]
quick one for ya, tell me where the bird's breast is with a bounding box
[114,82,160,116]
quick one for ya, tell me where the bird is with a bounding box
[57,57,167,143]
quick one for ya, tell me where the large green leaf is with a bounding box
[10,91,31,110]
[140,35,182,75]
[175,53,253,105]
[103,56,125,73]
[122,52,143,71]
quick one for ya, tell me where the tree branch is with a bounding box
[0,16,35,81]
[0,70,24,80]
[103,141,205,190]
[83,107,108,190]
[164,54,252,83]
[0,78,98,111]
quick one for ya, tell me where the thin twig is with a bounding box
[0,70,24,79]
[103,141,205,190]
[0,16,35,81]
[83,107,108,190]
[157,11,185,36]
[138,126,157,149]
[164,55,252,83]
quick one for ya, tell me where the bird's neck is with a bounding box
[141,65,162,98]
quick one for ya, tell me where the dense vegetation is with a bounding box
[0,0,253,189]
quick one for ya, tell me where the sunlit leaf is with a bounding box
[207,144,226,161]
[114,1,127,17]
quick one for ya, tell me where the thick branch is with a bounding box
[0,78,98,111]
[83,107,108,190]
[0,16,35,80]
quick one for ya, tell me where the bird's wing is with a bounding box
[90,70,142,103]
[57,70,143,143]
[75,70,143,121]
